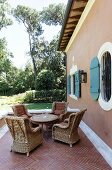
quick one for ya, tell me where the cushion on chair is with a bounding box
[15,105,27,116]
[55,103,65,110]
[54,110,64,115]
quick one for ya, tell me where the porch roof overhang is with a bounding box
[58,0,89,51]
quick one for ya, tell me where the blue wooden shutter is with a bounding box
[67,75,71,95]
[75,71,81,98]
[90,57,100,100]
[73,74,75,95]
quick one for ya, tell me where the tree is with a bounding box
[12,5,43,89]
[40,3,66,25]
[39,4,66,89]
[0,38,17,95]
[36,69,54,90]
[46,36,66,89]
[0,38,13,74]
[0,0,12,30]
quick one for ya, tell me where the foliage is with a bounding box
[32,36,66,90]
[46,36,66,88]
[0,63,34,96]
[40,3,66,25]
[35,89,66,102]
[36,69,54,90]
[0,89,65,107]
[0,0,12,30]
[0,38,13,73]
[22,91,34,103]
[12,5,43,89]
[11,66,34,94]
[0,38,15,95]
[12,5,42,35]
[0,2,66,100]
[0,93,25,105]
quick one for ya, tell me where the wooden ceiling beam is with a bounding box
[67,20,78,25]
[65,26,75,30]
[76,0,88,2]
[62,37,70,41]
[62,38,69,41]
[69,14,81,20]
[61,43,68,46]
[63,33,72,37]
[72,6,85,12]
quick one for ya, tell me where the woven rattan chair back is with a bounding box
[5,116,43,156]
[5,116,29,143]
[68,109,86,132]
[52,102,68,115]
[12,104,30,118]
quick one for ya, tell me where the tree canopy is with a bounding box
[0,0,12,30]
[40,3,66,25]
[12,5,43,89]
[0,2,66,96]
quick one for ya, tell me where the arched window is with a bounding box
[102,52,111,102]
[98,42,112,111]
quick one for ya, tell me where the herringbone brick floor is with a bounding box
[0,129,111,170]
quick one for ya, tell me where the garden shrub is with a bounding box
[35,89,66,102]
[23,91,34,103]
[36,69,54,90]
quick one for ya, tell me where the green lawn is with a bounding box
[0,103,52,111]
[26,103,52,110]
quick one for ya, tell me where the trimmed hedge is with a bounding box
[23,89,66,103]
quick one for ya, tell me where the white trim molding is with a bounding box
[80,121,112,168]
[65,0,96,52]
[98,42,112,111]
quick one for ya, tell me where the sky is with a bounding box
[1,0,68,68]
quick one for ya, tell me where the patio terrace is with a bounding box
[0,126,111,170]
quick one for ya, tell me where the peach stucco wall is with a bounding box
[66,0,112,148]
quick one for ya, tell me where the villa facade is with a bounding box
[58,0,112,149]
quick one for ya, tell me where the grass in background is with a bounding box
[0,93,52,110]
[0,103,52,110]
[26,103,52,110]
[0,104,11,110]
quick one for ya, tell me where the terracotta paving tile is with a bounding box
[0,129,111,170]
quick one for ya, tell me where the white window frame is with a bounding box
[98,42,112,111]
[69,65,78,100]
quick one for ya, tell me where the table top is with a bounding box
[30,114,58,123]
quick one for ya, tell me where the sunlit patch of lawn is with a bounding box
[26,103,52,110]
[0,103,52,110]
[0,104,11,110]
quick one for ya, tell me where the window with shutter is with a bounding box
[102,52,111,102]
[67,75,71,95]
[75,70,81,98]
[97,42,112,111]
[90,57,100,100]
[73,74,75,95]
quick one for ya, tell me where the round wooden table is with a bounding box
[30,114,58,130]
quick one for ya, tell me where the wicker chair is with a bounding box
[12,104,32,118]
[52,109,87,147]
[51,102,68,122]
[5,116,43,156]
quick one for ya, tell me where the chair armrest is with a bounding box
[59,112,74,122]
[53,122,68,129]
[30,126,42,133]
[27,112,32,118]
